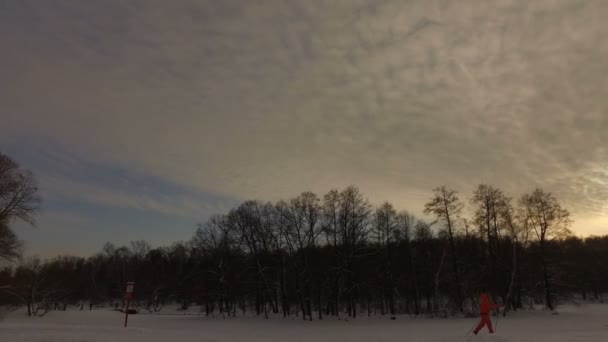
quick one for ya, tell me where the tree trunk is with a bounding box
[433,248,446,315]
[542,258,553,310]
[317,278,323,320]
[503,241,518,316]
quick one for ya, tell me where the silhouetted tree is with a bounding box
[0,153,40,262]
[424,186,464,312]
[0,184,594,318]
[471,185,511,298]
[372,202,398,315]
[519,188,571,310]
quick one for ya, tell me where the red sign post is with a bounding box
[124,282,135,327]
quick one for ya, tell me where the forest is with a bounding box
[1,153,607,319]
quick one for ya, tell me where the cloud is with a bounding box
[40,175,202,218]
[1,0,607,235]
[3,140,239,221]
[39,210,88,227]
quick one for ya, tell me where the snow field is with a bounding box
[0,304,607,342]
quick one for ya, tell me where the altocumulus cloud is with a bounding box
[1,0,607,236]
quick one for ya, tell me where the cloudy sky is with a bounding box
[1,0,607,257]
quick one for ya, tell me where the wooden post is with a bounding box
[124,282,135,328]
[124,297,131,327]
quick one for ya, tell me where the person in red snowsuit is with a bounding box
[474,292,502,335]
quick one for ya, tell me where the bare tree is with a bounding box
[276,192,323,320]
[424,186,464,312]
[191,215,235,315]
[502,198,529,315]
[395,211,420,313]
[4,258,57,317]
[372,202,398,315]
[337,186,372,317]
[395,211,415,243]
[129,240,151,261]
[321,186,371,317]
[470,184,513,306]
[519,188,571,310]
[413,220,433,241]
[0,153,40,262]
[0,220,22,262]
[229,200,279,317]
[321,189,341,316]
[471,185,509,274]
[0,153,40,225]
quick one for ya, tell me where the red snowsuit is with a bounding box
[474,293,502,334]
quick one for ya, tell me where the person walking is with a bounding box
[474,292,502,335]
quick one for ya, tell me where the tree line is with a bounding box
[1,152,607,318]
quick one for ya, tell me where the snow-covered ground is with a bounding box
[0,304,607,342]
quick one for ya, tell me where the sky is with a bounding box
[1,0,607,257]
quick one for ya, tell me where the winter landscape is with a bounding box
[2,0,608,341]
[1,304,607,342]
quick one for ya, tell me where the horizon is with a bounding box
[8,183,604,259]
[2,0,607,258]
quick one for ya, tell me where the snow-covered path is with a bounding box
[1,304,607,342]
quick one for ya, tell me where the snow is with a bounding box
[0,304,607,342]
